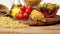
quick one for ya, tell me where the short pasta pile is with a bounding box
[0,16,29,28]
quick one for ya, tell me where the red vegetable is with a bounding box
[16,13,24,19]
[25,8,31,14]
[23,12,29,18]
[20,10,25,14]
[20,6,26,11]
[43,10,58,18]
[27,5,33,11]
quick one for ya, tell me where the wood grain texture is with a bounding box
[18,15,60,25]
[0,24,60,34]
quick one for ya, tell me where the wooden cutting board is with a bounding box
[0,15,60,34]
[0,24,60,34]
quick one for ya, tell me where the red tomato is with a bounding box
[20,6,26,11]
[27,5,33,11]
[16,13,23,19]
[23,12,29,18]
[25,9,31,14]
[19,10,25,14]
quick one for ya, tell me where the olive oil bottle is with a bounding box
[10,0,22,17]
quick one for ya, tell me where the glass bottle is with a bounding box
[10,0,22,17]
[24,0,42,6]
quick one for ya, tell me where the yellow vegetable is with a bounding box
[30,10,46,22]
[11,7,20,17]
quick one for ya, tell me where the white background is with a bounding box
[0,0,60,15]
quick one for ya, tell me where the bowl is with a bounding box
[39,3,59,18]
[0,4,9,16]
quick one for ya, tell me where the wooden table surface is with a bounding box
[0,24,60,34]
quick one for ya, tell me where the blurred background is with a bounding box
[0,0,60,15]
